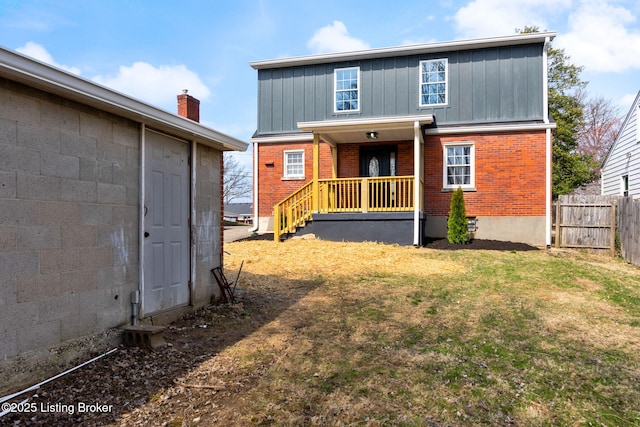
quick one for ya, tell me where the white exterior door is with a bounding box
[143,131,190,314]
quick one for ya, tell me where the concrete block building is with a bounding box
[0,46,247,392]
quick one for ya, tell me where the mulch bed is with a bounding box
[240,233,539,251]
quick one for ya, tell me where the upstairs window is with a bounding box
[443,142,475,190]
[283,150,304,179]
[420,59,448,106]
[334,67,360,112]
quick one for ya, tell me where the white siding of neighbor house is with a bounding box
[602,92,640,199]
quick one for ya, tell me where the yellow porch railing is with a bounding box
[274,176,414,241]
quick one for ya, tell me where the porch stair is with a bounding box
[274,181,314,241]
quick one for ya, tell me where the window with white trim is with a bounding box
[334,67,360,112]
[621,174,629,197]
[443,143,475,189]
[420,59,448,106]
[283,150,304,179]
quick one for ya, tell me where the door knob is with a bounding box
[144,232,150,238]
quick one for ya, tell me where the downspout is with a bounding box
[248,142,259,233]
[543,36,552,248]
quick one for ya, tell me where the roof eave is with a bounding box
[250,32,557,70]
[0,45,248,152]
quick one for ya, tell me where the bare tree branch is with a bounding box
[223,153,251,204]
[576,91,623,171]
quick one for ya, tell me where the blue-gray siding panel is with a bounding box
[256,44,545,134]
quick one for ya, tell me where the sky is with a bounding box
[1,0,640,201]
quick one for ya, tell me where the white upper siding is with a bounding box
[601,92,640,198]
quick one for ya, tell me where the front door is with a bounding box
[360,145,397,210]
[360,145,396,177]
[143,130,190,315]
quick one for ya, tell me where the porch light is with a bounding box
[366,131,378,140]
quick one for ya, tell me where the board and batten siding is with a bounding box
[256,44,544,135]
[601,92,640,198]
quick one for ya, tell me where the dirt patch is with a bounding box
[422,238,539,251]
[1,273,322,427]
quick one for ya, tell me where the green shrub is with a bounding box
[447,187,471,244]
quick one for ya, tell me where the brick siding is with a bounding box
[257,130,547,218]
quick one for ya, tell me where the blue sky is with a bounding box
[2,0,640,181]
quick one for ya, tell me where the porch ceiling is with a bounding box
[298,115,433,144]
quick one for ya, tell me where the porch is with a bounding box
[273,115,434,244]
[274,175,424,242]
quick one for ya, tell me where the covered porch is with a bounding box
[274,115,433,244]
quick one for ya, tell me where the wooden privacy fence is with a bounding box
[554,195,618,255]
[618,197,640,266]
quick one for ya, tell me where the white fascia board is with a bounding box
[424,122,556,135]
[251,32,556,70]
[298,114,434,133]
[250,132,314,144]
[0,45,248,152]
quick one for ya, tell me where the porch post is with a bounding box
[312,133,320,212]
[413,121,422,246]
[331,146,338,179]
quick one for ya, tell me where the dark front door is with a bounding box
[360,145,397,210]
[360,145,397,177]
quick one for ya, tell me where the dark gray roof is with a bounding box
[224,203,253,215]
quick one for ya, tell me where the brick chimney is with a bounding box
[177,90,200,122]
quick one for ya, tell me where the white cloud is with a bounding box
[16,42,81,75]
[307,21,370,54]
[555,0,640,73]
[619,92,639,111]
[92,62,211,107]
[453,0,571,39]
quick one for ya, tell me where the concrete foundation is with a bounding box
[425,215,547,247]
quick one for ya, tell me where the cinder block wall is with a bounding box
[194,145,222,302]
[0,78,140,392]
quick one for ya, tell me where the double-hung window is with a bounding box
[334,67,360,112]
[443,143,475,190]
[621,175,629,197]
[420,59,448,106]
[283,150,304,179]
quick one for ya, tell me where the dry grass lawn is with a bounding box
[6,239,639,426]
[205,240,640,426]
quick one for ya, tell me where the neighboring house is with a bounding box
[224,202,253,223]
[249,32,556,246]
[601,91,640,198]
[0,46,247,392]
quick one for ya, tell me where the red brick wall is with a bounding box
[337,142,414,177]
[423,131,547,216]
[257,130,547,218]
[257,141,333,216]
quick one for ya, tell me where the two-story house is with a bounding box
[249,32,556,247]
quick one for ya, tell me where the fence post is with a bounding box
[610,200,617,257]
[555,198,561,248]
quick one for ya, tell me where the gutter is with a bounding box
[248,142,260,233]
